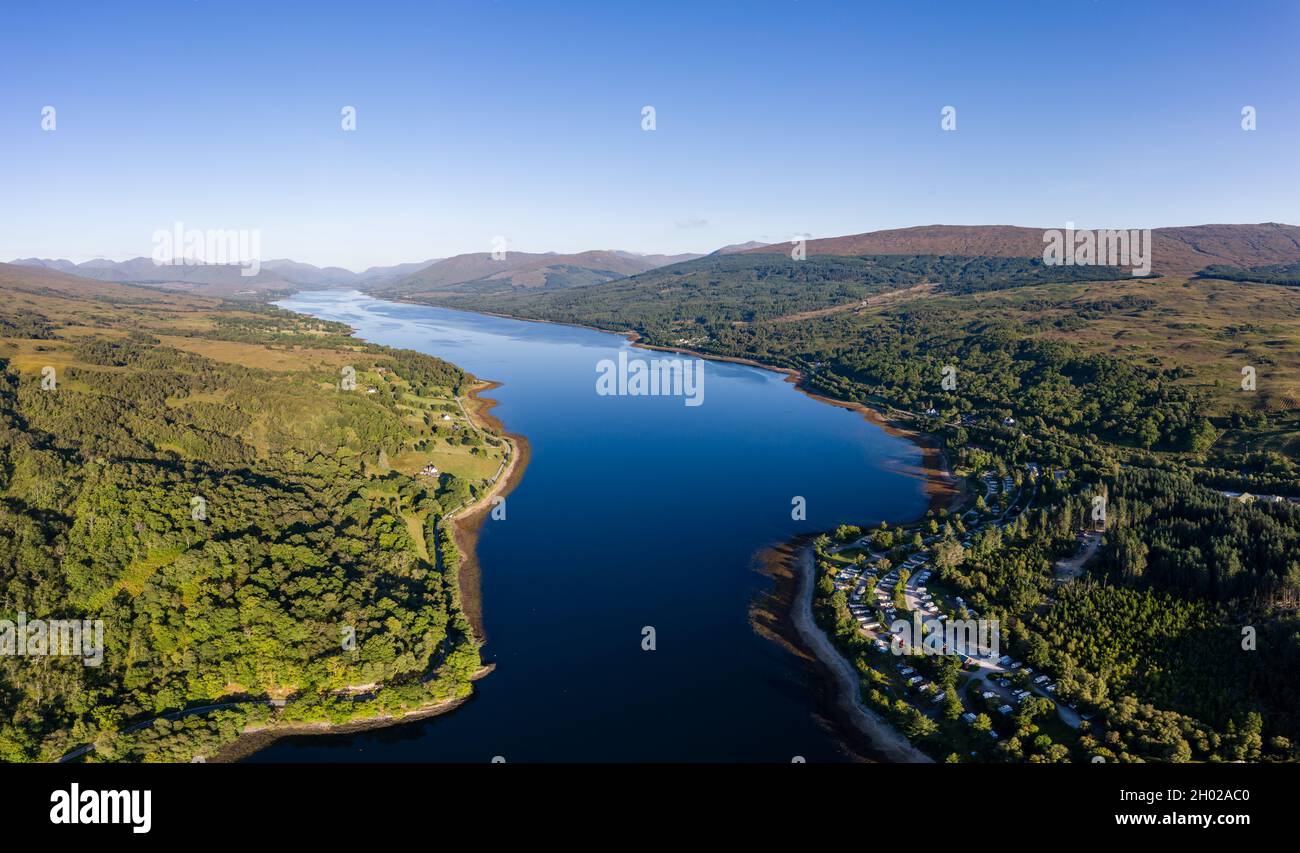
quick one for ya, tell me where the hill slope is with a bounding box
[378,249,702,298]
[747,223,1300,275]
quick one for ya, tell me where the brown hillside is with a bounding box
[744,223,1300,274]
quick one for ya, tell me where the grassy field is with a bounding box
[0,265,505,489]
[883,274,1300,453]
[961,276,1300,412]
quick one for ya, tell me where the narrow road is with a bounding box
[1055,532,1100,581]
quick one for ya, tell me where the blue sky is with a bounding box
[1,0,1297,269]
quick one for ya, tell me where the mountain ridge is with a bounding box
[13,222,1300,299]
[375,249,704,298]
[742,223,1300,274]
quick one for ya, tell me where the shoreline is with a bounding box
[445,379,531,642]
[212,665,494,762]
[619,331,963,515]
[773,540,934,763]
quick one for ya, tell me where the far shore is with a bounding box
[617,331,964,516]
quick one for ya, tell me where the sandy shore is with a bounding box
[750,539,936,763]
[788,544,933,762]
[446,379,531,642]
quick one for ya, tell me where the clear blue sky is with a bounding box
[2,0,1297,270]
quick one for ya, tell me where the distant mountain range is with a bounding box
[6,256,436,297]
[12,223,1300,300]
[373,250,703,298]
[8,250,702,299]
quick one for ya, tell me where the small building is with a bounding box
[418,464,440,477]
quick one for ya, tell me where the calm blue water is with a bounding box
[252,290,927,762]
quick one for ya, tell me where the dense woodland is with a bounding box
[1198,262,1300,286]
[0,281,491,761]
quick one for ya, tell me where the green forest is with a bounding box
[0,275,495,762]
